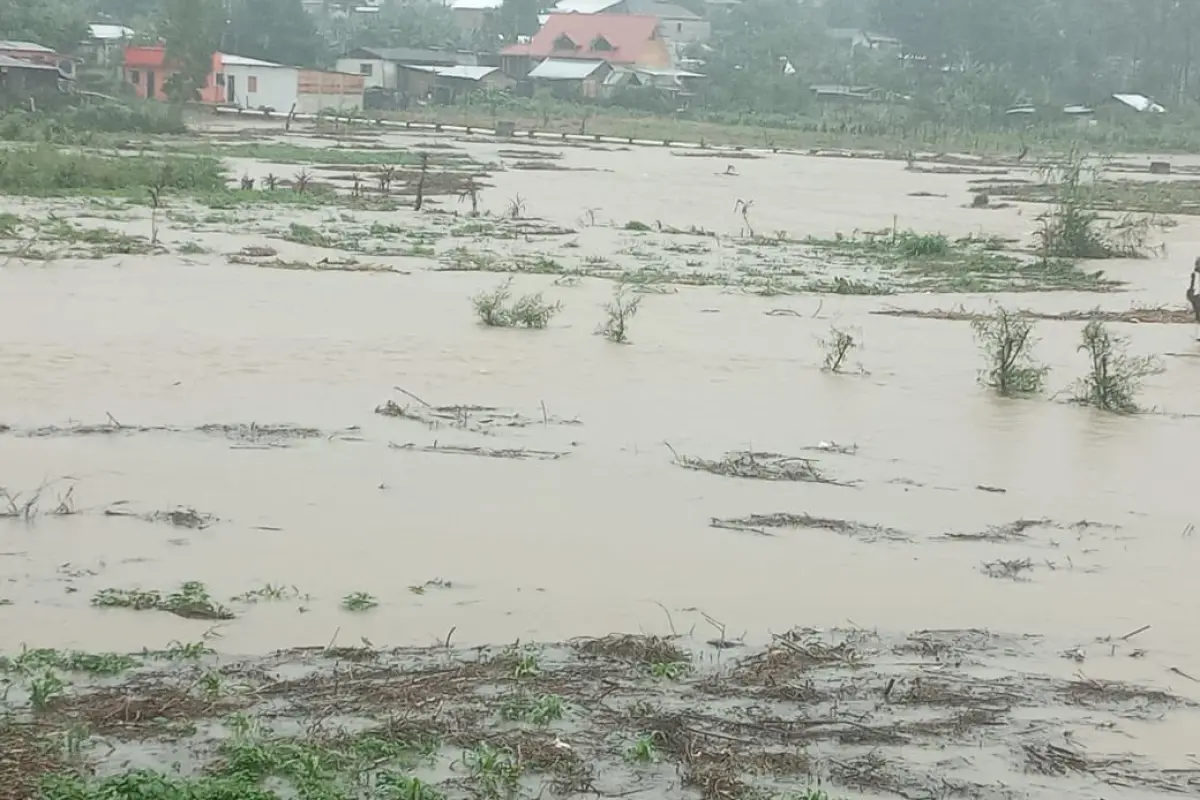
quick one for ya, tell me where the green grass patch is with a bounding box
[166,141,472,167]
[0,146,224,196]
[0,646,137,676]
[91,581,234,620]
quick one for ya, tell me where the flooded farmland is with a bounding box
[2,119,1200,799]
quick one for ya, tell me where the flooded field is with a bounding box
[2,119,1200,798]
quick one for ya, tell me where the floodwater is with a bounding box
[1,123,1199,703]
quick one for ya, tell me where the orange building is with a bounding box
[122,46,223,102]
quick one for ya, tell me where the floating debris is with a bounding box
[389,442,567,460]
[669,447,851,485]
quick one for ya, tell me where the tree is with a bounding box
[498,0,540,41]
[351,0,459,50]
[225,0,324,67]
[0,0,90,54]
[159,0,225,104]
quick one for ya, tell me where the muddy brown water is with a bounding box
[2,125,1199,713]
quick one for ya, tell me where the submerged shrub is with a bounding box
[972,307,1048,395]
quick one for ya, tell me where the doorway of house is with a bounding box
[227,75,236,103]
[146,70,155,99]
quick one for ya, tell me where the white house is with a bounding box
[220,54,298,112]
[218,53,365,114]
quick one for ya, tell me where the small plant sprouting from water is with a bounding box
[1072,320,1162,413]
[461,742,523,798]
[147,167,170,246]
[820,326,858,373]
[458,175,483,216]
[598,285,642,344]
[896,231,950,257]
[971,307,1048,396]
[28,669,66,711]
[647,660,690,680]
[625,733,661,764]
[471,278,562,329]
[499,691,566,724]
[342,591,379,612]
[293,169,312,194]
[506,194,526,220]
[733,198,755,238]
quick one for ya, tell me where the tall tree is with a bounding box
[350,0,458,50]
[498,0,539,41]
[224,0,325,66]
[159,0,225,103]
[0,0,90,53]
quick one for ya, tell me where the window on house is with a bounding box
[247,75,258,92]
[216,73,225,86]
[676,22,682,32]
[552,34,576,51]
[130,69,140,83]
[359,62,373,76]
[590,35,613,51]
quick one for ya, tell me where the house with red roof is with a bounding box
[501,13,671,79]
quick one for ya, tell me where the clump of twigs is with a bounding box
[1072,321,1162,412]
[598,285,641,344]
[981,558,1036,580]
[820,326,858,373]
[711,512,906,541]
[104,504,216,529]
[972,306,1048,395]
[389,442,566,460]
[666,446,847,485]
[471,278,562,329]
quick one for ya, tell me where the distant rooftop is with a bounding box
[0,40,56,53]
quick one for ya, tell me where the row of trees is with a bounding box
[699,0,1200,116]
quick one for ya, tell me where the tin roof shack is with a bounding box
[296,68,365,114]
[0,55,68,105]
[0,41,75,78]
[221,55,298,111]
[396,64,511,103]
[527,58,612,98]
[85,24,134,70]
[335,47,476,91]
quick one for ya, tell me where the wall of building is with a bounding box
[222,64,298,111]
[334,57,397,90]
[658,17,710,45]
[296,69,364,114]
[122,48,222,103]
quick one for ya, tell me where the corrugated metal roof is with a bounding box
[399,63,498,80]
[436,65,498,80]
[528,58,607,80]
[0,41,56,53]
[503,13,659,63]
[1113,93,1166,113]
[0,54,60,71]
[452,0,504,9]
[635,65,703,77]
[89,24,134,41]
[221,53,289,68]
[553,0,621,12]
